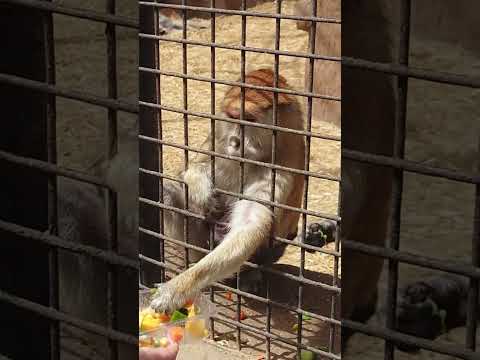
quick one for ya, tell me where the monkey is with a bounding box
[294,0,396,352]
[150,68,307,313]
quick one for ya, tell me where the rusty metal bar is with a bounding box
[42,6,59,359]
[208,0,217,340]
[235,0,247,348]
[139,64,340,101]
[139,134,340,182]
[137,193,340,256]
[296,1,317,357]
[384,1,411,358]
[342,239,480,279]
[139,99,340,141]
[0,290,138,345]
[0,72,138,113]
[105,0,119,358]
[343,149,480,184]
[342,57,480,89]
[138,2,341,24]
[2,0,137,28]
[138,35,340,63]
[0,219,138,269]
[181,0,191,271]
[0,149,112,189]
[139,181,339,221]
[138,234,340,293]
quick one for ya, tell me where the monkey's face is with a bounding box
[222,110,274,162]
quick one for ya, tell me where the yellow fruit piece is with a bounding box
[139,335,153,348]
[140,313,163,332]
[159,337,170,348]
[185,318,206,338]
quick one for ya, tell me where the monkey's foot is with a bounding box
[304,220,337,252]
[396,282,447,353]
[150,281,198,313]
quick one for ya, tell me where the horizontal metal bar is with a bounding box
[0,73,138,114]
[343,320,478,360]
[139,249,340,293]
[2,0,137,28]
[0,219,138,270]
[343,239,480,279]
[139,134,341,183]
[213,315,340,359]
[0,149,112,189]
[138,2,341,24]
[139,228,339,324]
[0,289,138,346]
[140,65,340,101]
[136,174,340,255]
[138,36,340,63]
[343,149,480,185]
[138,169,338,222]
[139,100,340,142]
[343,57,480,89]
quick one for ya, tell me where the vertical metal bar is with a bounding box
[181,0,190,270]
[105,1,118,358]
[384,1,410,359]
[139,1,161,286]
[466,138,480,350]
[209,0,217,341]
[264,1,282,358]
[154,0,165,283]
[329,194,341,354]
[297,1,317,358]
[236,0,247,350]
[43,7,59,360]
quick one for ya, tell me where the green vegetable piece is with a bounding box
[170,310,188,322]
[300,350,316,360]
[302,314,312,321]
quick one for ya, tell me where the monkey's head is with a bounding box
[220,68,302,160]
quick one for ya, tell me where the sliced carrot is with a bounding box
[184,299,194,307]
[239,310,247,320]
[168,326,184,343]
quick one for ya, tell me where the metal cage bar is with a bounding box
[384,1,410,359]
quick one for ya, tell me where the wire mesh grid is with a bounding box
[0,1,138,359]
[139,0,341,359]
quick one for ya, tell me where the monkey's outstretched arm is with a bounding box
[151,172,293,312]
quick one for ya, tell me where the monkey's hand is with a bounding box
[183,167,219,220]
[150,280,200,314]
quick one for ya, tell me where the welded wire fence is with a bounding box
[139,1,341,359]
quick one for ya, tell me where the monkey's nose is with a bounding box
[229,136,240,148]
